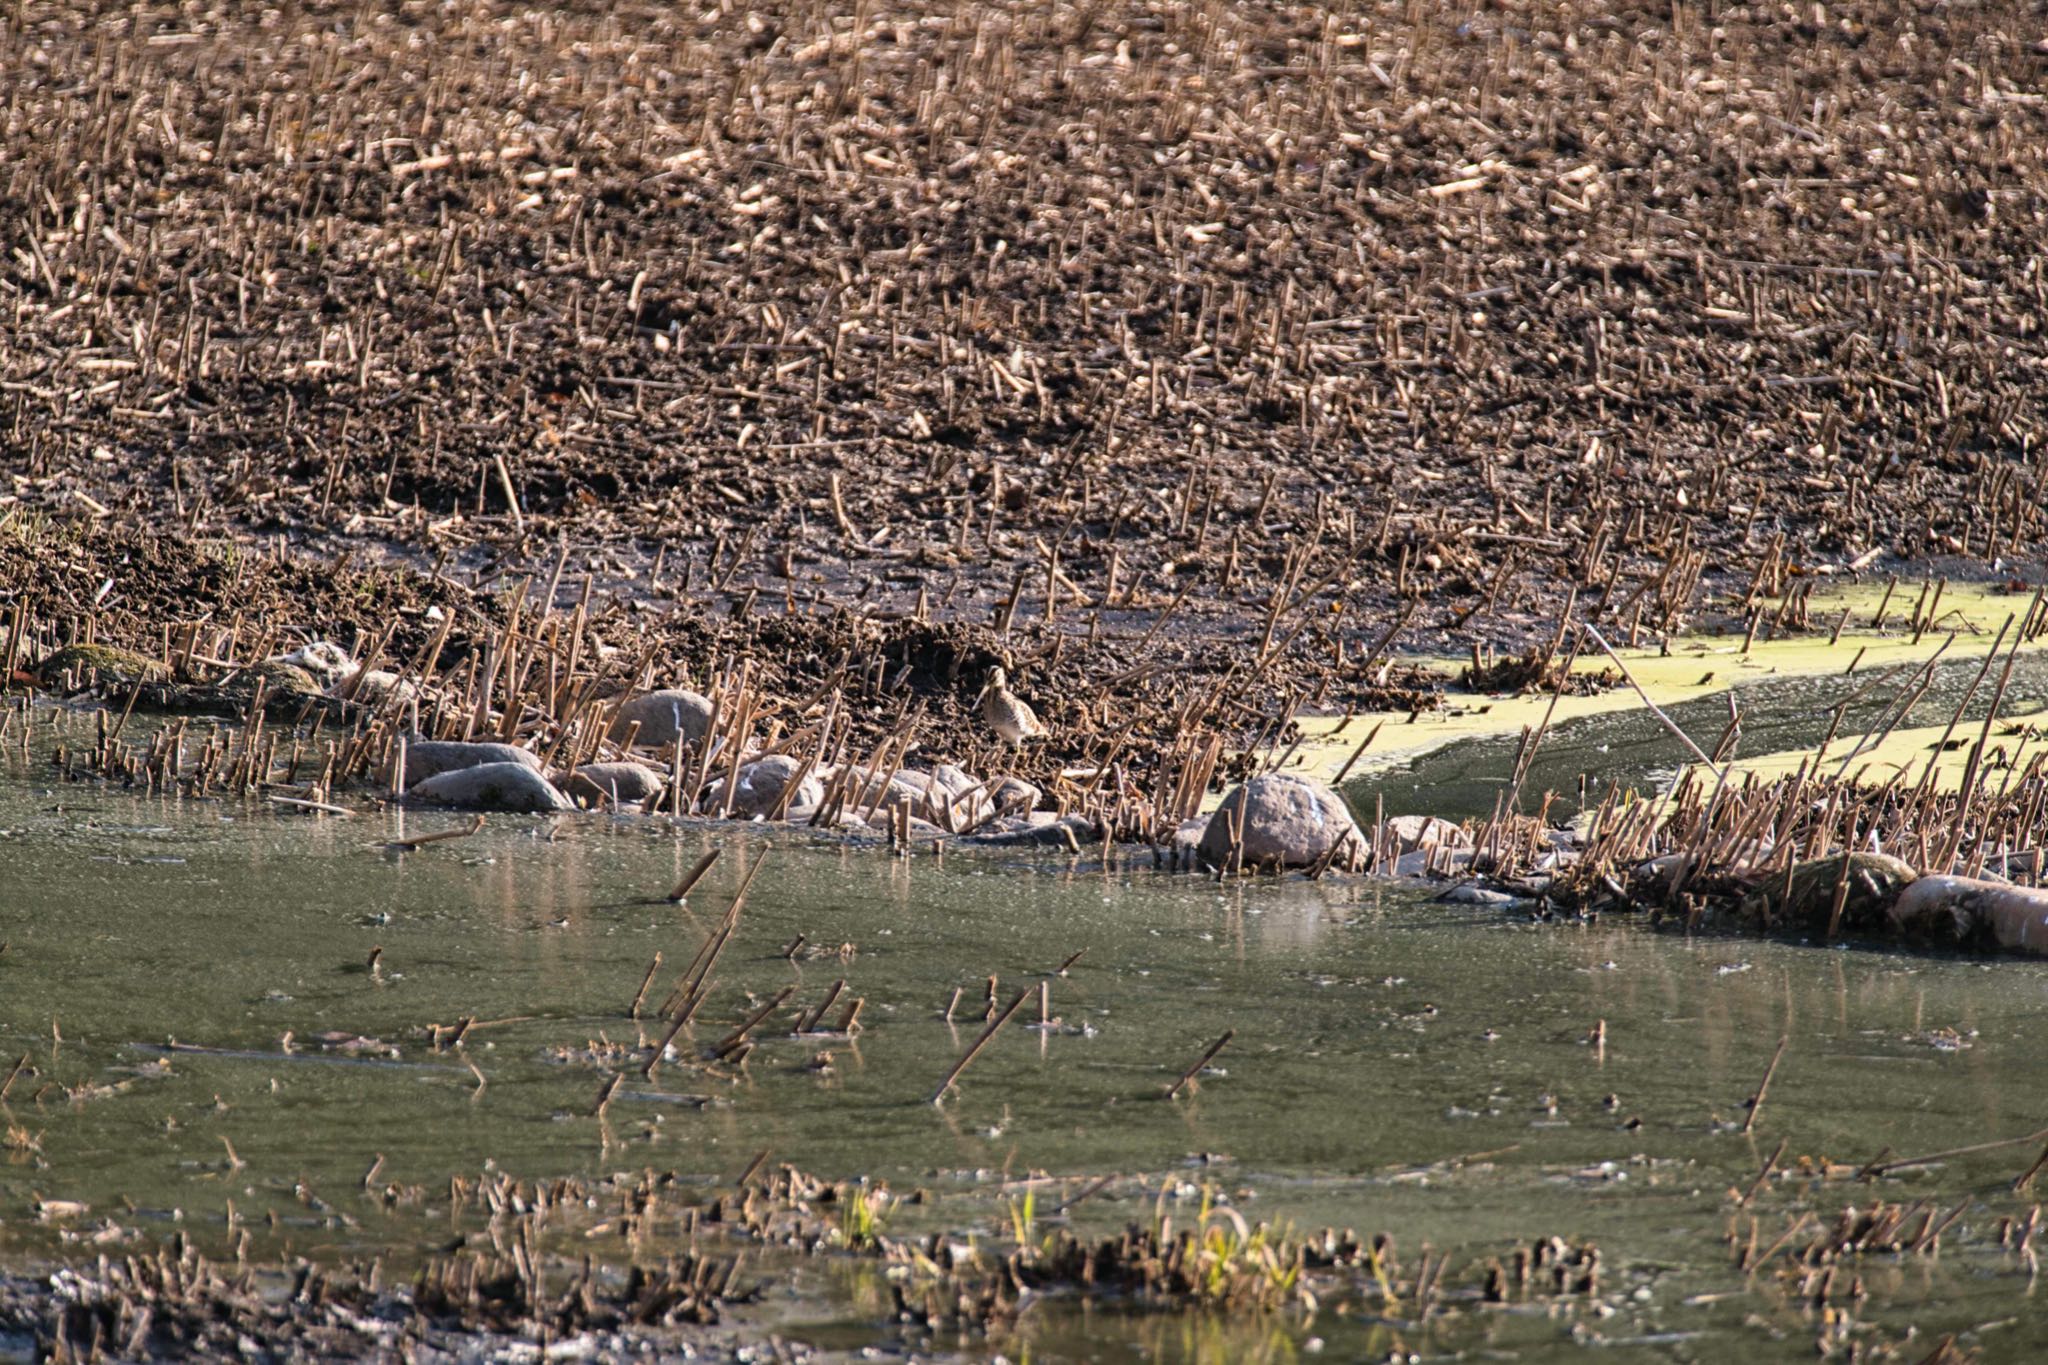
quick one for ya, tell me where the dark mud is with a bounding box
[6,0,2046,673]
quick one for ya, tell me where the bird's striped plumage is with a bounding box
[979,667,1046,747]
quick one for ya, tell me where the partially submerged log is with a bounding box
[1890,876,2048,954]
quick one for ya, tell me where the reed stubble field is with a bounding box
[4,0,2047,761]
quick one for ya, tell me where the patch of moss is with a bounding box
[33,643,169,690]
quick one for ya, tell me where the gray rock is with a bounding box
[402,740,543,787]
[930,764,981,798]
[846,767,940,818]
[1383,814,1471,853]
[990,776,1042,813]
[915,766,991,828]
[728,755,824,819]
[1394,847,1476,878]
[411,761,571,813]
[611,689,714,749]
[560,761,667,806]
[964,814,1093,850]
[1199,774,1366,871]
[1438,882,1532,909]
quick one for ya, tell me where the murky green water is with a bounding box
[4,716,2048,1361]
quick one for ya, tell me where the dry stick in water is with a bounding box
[667,847,722,902]
[1738,1138,1788,1206]
[0,1052,28,1101]
[391,814,485,851]
[2012,1144,2048,1195]
[643,999,705,1080]
[1743,1035,1789,1134]
[1502,629,1587,815]
[1165,1030,1235,1099]
[734,1149,772,1188]
[1582,625,1722,779]
[629,953,663,1019]
[1862,1125,2048,1177]
[930,988,1031,1105]
[1831,636,1956,779]
[1907,615,2013,803]
[670,852,770,1002]
[1330,720,1386,789]
[711,985,796,1060]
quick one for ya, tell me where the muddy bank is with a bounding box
[5,0,2047,673]
[2,517,1456,805]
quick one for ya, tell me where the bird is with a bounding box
[978,667,1047,748]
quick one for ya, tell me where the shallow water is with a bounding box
[3,726,2047,1361]
[1367,646,2048,824]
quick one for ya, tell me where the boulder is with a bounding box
[1198,774,1367,871]
[246,661,325,699]
[840,766,935,817]
[611,689,714,749]
[1384,815,1471,853]
[401,740,543,788]
[963,813,1093,850]
[410,761,571,813]
[35,643,167,689]
[1740,852,1917,932]
[726,755,824,818]
[930,764,980,798]
[1393,846,1474,878]
[990,777,1042,814]
[560,761,667,807]
[914,766,991,828]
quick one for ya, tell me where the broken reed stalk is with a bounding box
[734,1149,772,1188]
[629,953,663,1019]
[391,813,485,851]
[643,1001,705,1080]
[667,847,722,902]
[1739,1138,1788,1206]
[1329,720,1385,789]
[711,984,797,1060]
[1582,625,1722,778]
[1165,1029,1234,1099]
[1907,615,2013,803]
[930,987,1031,1105]
[1503,628,1587,814]
[1831,636,1955,779]
[1743,1035,1788,1134]
[667,853,771,1008]
[1862,1125,2048,1177]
